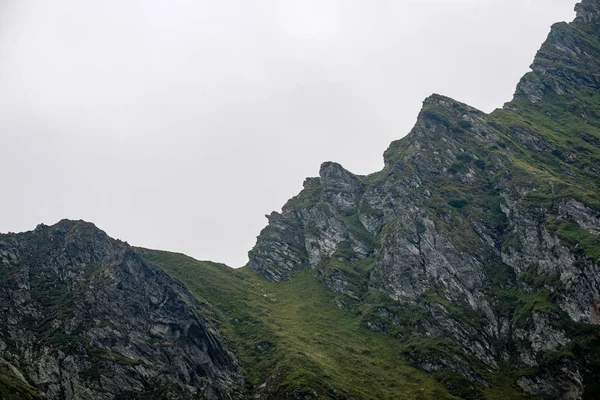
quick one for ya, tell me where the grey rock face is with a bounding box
[576,0,600,24]
[516,359,584,400]
[247,211,308,282]
[515,0,600,105]
[247,3,600,398]
[319,162,365,213]
[0,220,243,399]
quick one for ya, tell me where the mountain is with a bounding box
[245,0,600,398]
[0,220,243,399]
[2,1,600,399]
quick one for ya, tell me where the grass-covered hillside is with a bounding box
[138,249,537,399]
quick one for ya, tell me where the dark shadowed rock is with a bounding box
[0,220,243,399]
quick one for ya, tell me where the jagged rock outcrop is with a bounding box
[515,0,600,104]
[0,220,243,399]
[248,1,600,398]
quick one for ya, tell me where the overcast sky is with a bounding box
[0,0,576,267]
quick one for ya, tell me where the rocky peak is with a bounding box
[35,219,105,236]
[413,95,485,141]
[420,94,481,117]
[383,93,496,176]
[302,177,320,189]
[32,220,112,250]
[513,0,600,104]
[0,220,244,399]
[319,161,352,181]
[319,162,364,212]
[575,0,600,24]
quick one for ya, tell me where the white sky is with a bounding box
[0,0,576,267]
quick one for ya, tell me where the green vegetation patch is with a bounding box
[447,198,469,209]
[547,218,600,262]
[0,359,42,400]
[142,249,461,399]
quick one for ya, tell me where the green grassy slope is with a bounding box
[0,359,42,400]
[138,249,535,399]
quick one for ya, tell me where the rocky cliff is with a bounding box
[248,1,600,398]
[0,220,243,399]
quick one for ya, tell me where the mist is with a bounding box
[0,0,576,266]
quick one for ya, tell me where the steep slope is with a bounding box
[139,249,493,400]
[0,220,243,399]
[247,1,600,398]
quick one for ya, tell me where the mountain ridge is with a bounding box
[246,1,600,397]
[2,1,600,399]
